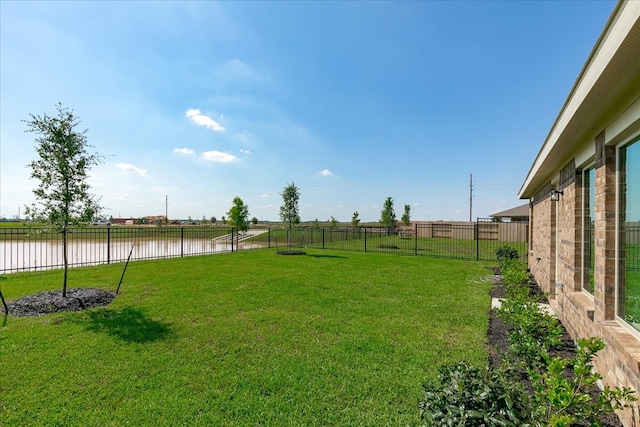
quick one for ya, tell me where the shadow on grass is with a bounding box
[307,254,347,259]
[73,306,171,343]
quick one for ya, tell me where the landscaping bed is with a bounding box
[486,271,624,427]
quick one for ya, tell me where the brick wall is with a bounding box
[528,143,640,426]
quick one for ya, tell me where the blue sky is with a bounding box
[0,1,616,223]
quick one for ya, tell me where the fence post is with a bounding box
[268,228,271,249]
[107,225,111,264]
[364,228,367,252]
[181,227,184,257]
[231,228,235,252]
[414,223,418,256]
[322,228,325,249]
[475,218,479,261]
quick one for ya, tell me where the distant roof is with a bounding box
[490,203,530,219]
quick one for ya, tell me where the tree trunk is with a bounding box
[62,228,68,297]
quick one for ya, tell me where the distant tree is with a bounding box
[251,217,258,225]
[351,211,361,228]
[201,215,208,225]
[221,216,226,224]
[313,218,320,228]
[211,216,217,224]
[279,182,301,249]
[380,196,396,230]
[227,196,250,232]
[188,215,193,224]
[24,103,103,297]
[402,204,411,228]
[330,216,338,228]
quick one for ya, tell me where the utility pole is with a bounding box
[469,174,473,222]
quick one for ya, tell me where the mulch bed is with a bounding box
[487,271,623,427]
[5,288,115,317]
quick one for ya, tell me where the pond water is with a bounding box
[0,238,264,274]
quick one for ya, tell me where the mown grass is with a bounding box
[0,249,492,426]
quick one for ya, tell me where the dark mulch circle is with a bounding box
[277,250,307,255]
[377,245,400,249]
[6,288,116,317]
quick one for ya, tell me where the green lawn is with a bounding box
[0,249,492,426]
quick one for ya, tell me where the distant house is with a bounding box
[489,204,529,222]
[518,2,640,425]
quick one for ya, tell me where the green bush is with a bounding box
[419,269,637,427]
[496,245,519,264]
[419,362,530,426]
[498,277,564,366]
[530,337,636,426]
[501,259,530,287]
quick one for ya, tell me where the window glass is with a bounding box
[622,140,640,326]
[583,168,595,293]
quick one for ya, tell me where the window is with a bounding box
[619,139,640,327]
[582,167,595,294]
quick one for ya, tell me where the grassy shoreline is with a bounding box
[0,249,492,426]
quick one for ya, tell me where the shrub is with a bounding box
[496,245,519,265]
[498,277,564,366]
[501,259,530,287]
[529,337,637,426]
[419,362,530,426]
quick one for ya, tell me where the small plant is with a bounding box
[419,361,530,426]
[529,337,637,426]
[498,277,564,366]
[496,245,519,265]
[501,259,529,286]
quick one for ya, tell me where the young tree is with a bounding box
[251,217,258,225]
[279,182,301,249]
[351,211,361,228]
[402,204,411,228]
[329,216,338,228]
[227,196,250,232]
[380,196,396,230]
[211,216,217,224]
[24,103,103,297]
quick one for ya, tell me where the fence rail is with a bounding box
[2,221,635,280]
[0,220,531,274]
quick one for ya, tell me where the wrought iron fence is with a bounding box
[625,223,640,271]
[0,219,530,274]
[272,219,529,262]
[0,226,269,274]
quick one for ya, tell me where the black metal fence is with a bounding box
[0,219,530,274]
[277,219,529,261]
[625,223,640,271]
[0,226,266,274]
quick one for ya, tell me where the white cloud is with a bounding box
[186,109,225,132]
[201,150,238,163]
[218,58,258,80]
[318,169,333,176]
[261,194,270,198]
[173,147,195,155]
[116,163,147,177]
[240,149,252,155]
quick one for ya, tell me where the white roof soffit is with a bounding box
[519,1,640,199]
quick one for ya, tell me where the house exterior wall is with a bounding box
[528,145,640,426]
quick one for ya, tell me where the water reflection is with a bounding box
[0,238,263,273]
